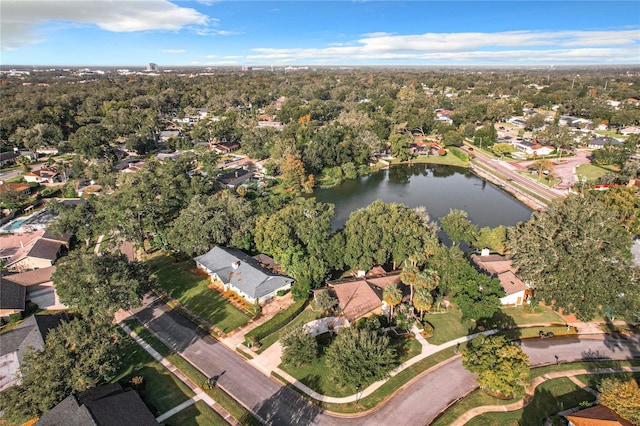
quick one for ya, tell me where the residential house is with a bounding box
[511,140,554,156]
[328,267,403,322]
[0,151,20,167]
[1,266,66,312]
[564,404,634,426]
[257,121,285,130]
[4,231,68,272]
[508,117,527,128]
[217,168,252,189]
[23,168,59,184]
[588,137,623,149]
[0,182,31,197]
[470,253,530,306]
[0,279,26,318]
[212,141,241,154]
[158,130,181,142]
[36,383,157,426]
[35,148,59,156]
[194,246,293,304]
[0,313,68,391]
[620,126,640,135]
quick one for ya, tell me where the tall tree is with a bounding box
[326,327,396,388]
[413,287,433,320]
[280,326,318,367]
[440,209,478,246]
[462,335,529,398]
[52,251,150,318]
[598,378,640,424]
[507,194,639,321]
[0,317,121,424]
[383,284,403,321]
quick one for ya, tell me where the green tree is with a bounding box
[314,289,337,313]
[462,335,529,398]
[0,317,121,423]
[167,191,254,256]
[491,143,515,158]
[47,199,97,247]
[383,284,403,320]
[388,133,412,161]
[507,194,639,321]
[442,130,463,147]
[280,326,318,367]
[326,327,396,387]
[254,198,334,286]
[440,209,478,246]
[52,251,150,318]
[413,287,433,319]
[281,154,307,194]
[472,226,507,254]
[598,378,640,424]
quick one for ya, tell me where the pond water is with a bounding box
[312,164,533,231]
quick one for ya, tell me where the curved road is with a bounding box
[133,296,640,426]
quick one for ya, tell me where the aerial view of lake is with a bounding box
[312,164,533,231]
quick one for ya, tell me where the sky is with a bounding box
[1,0,640,66]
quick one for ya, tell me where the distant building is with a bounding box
[588,137,623,149]
[241,66,253,71]
[146,63,158,72]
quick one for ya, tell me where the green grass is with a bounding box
[163,400,228,426]
[575,372,640,390]
[412,151,469,166]
[434,360,640,426]
[279,333,422,398]
[424,308,474,345]
[256,308,322,353]
[576,163,620,182]
[115,331,194,416]
[124,320,261,426]
[499,305,566,326]
[467,378,595,426]
[146,254,250,333]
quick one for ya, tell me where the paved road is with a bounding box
[462,146,566,204]
[133,296,640,426]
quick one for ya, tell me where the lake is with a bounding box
[312,164,533,231]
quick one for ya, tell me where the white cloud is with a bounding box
[246,29,640,64]
[1,0,209,50]
[162,49,186,54]
[195,29,243,36]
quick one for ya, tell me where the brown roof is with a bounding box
[26,239,62,261]
[2,266,55,287]
[1,230,45,266]
[119,241,135,262]
[332,280,382,321]
[0,183,30,193]
[497,271,527,296]
[565,405,634,426]
[366,272,402,289]
[470,254,517,275]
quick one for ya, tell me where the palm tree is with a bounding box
[383,284,403,321]
[413,287,433,320]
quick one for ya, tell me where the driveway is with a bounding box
[132,295,640,426]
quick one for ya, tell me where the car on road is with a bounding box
[491,158,500,162]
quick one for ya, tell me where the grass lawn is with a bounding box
[516,170,560,187]
[124,320,262,426]
[163,400,227,426]
[466,378,595,426]
[576,163,620,182]
[500,305,566,326]
[575,372,640,390]
[424,308,475,345]
[256,308,323,353]
[412,151,468,166]
[146,254,250,333]
[115,332,194,417]
[280,332,422,398]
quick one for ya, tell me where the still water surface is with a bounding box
[312,164,533,231]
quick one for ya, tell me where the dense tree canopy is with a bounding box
[598,378,640,424]
[280,326,318,367]
[52,251,151,317]
[462,335,529,398]
[507,194,639,321]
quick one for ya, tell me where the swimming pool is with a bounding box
[1,218,27,233]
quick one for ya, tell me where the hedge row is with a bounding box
[244,299,307,346]
[450,147,469,162]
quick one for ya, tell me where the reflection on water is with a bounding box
[312,164,533,231]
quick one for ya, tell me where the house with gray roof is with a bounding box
[194,246,293,304]
[0,279,26,317]
[588,136,623,149]
[0,313,68,391]
[36,383,157,426]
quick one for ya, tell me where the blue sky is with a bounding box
[2,1,639,66]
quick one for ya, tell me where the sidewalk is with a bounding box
[449,366,640,426]
[245,320,613,404]
[119,322,241,426]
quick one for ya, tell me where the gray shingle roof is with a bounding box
[194,246,293,299]
[37,383,157,426]
[0,279,25,311]
[0,314,68,361]
[26,239,63,261]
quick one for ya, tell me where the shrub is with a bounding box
[276,289,287,297]
[422,321,434,338]
[244,299,307,346]
[451,147,469,161]
[8,312,22,324]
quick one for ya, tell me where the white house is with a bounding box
[194,246,293,304]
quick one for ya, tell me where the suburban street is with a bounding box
[132,295,640,426]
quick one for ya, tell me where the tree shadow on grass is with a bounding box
[468,310,521,340]
[520,386,596,426]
